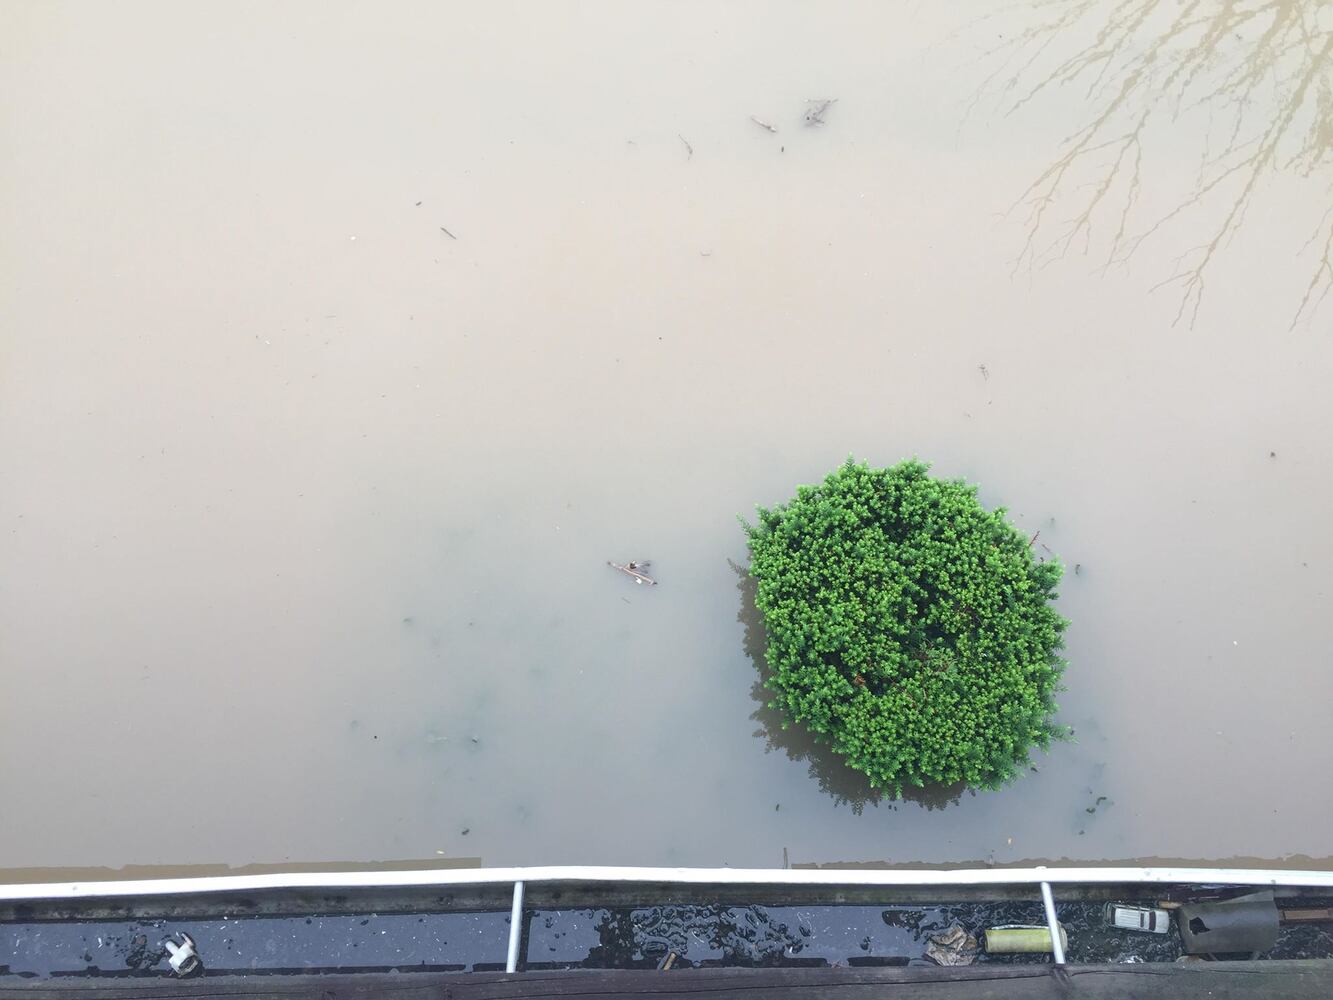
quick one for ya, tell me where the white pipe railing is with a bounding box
[1,865,1329,902]
[1039,879,1065,965]
[504,880,525,973]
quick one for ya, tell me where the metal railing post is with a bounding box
[1039,878,1065,965]
[505,880,525,973]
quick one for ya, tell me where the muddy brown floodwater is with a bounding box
[2,1,1331,877]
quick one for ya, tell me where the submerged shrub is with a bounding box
[743,459,1068,794]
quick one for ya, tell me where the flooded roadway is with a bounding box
[1,1,1330,875]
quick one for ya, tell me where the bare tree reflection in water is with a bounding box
[978,0,1333,327]
[729,560,965,816]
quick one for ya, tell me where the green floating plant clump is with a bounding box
[743,459,1068,794]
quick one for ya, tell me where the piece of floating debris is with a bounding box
[608,560,657,585]
[984,924,1067,954]
[749,115,778,133]
[1178,891,1280,955]
[804,98,837,126]
[1105,903,1171,933]
[925,924,978,966]
[163,933,201,976]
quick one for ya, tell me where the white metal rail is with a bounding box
[1,865,1328,901]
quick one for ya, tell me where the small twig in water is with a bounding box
[750,115,778,133]
[608,560,658,586]
[439,226,456,240]
[679,134,693,159]
[1028,530,1040,549]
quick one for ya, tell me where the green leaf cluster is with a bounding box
[743,459,1069,794]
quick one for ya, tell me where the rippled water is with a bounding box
[2,0,1330,874]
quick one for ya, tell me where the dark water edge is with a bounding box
[3,899,1331,977]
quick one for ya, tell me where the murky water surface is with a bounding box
[2,1,1331,873]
